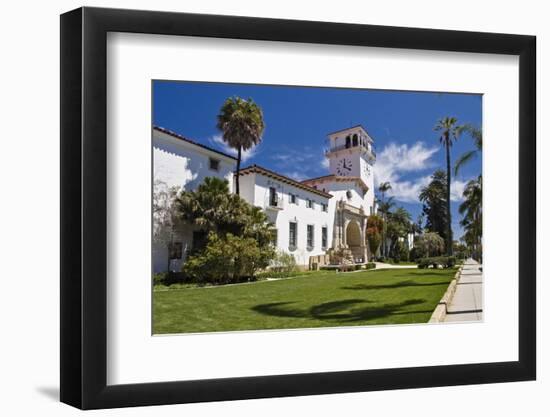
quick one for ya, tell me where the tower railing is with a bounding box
[325,143,376,159]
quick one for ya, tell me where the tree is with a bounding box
[176,177,276,282]
[386,207,412,258]
[183,233,274,284]
[454,124,482,176]
[415,232,445,258]
[419,170,449,244]
[366,215,384,260]
[377,182,393,257]
[216,96,265,195]
[459,175,482,262]
[153,179,181,271]
[434,116,462,255]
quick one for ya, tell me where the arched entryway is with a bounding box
[346,221,362,248]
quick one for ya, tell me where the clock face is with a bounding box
[336,158,352,176]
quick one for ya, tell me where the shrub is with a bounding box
[182,233,274,284]
[153,271,187,286]
[417,256,456,269]
[365,262,376,270]
[270,251,297,273]
[409,246,423,262]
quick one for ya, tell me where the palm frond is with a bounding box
[454,150,477,175]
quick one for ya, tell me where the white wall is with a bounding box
[1,1,546,417]
[152,129,236,272]
[240,172,332,265]
[153,130,235,191]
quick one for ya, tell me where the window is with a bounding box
[322,226,328,249]
[168,242,183,259]
[289,194,297,204]
[289,222,297,250]
[321,203,328,212]
[352,133,358,147]
[209,157,220,171]
[306,199,313,209]
[345,135,351,148]
[346,190,352,199]
[307,225,314,250]
[271,228,278,246]
[269,187,278,207]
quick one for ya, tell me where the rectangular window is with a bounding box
[289,222,297,249]
[168,241,183,259]
[307,225,314,250]
[322,226,328,249]
[321,203,328,212]
[306,199,313,209]
[290,194,297,204]
[272,228,278,246]
[209,157,220,171]
[269,187,278,206]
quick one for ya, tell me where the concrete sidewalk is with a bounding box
[444,259,483,322]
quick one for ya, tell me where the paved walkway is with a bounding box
[444,259,483,322]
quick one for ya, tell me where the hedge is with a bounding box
[417,256,456,269]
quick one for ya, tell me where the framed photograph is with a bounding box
[60,6,536,409]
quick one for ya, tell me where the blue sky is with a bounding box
[153,80,482,239]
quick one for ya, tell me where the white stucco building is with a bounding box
[152,126,237,272]
[153,124,378,272]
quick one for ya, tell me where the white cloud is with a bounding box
[450,179,467,202]
[209,134,259,162]
[281,171,308,181]
[270,147,327,181]
[386,175,432,203]
[374,142,438,203]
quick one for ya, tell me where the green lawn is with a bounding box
[153,268,456,334]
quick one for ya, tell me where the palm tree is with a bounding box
[454,124,482,175]
[459,176,482,262]
[378,181,392,203]
[434,117,462,255]
[216,97,265,195]
[377,182,393,257]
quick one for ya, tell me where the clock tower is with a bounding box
[326,125,376,191]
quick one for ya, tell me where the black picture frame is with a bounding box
[60,6,536,410]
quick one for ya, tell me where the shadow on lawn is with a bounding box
[341,280,450,291]
[251,298,430,323]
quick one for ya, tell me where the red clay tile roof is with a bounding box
[238,165,333,199]
[302,174,369,193]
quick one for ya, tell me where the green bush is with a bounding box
[417,256,456,269]
[270,251,297,273]
[153,271,187,286]
[182,233,274,284]
[409,246,423,262]
[365,262,376,270]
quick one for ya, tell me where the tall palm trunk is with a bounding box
[235,145,242,195]
[445,135,453,255]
